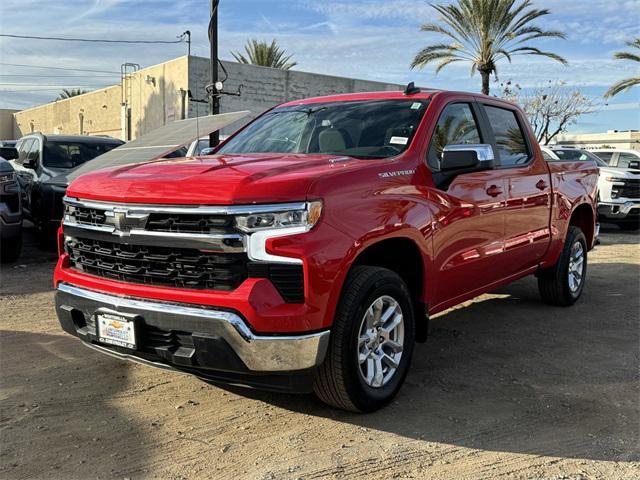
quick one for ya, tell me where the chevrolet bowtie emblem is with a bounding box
[106,208,149,236]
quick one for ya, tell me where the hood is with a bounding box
[66,153,365,205]
[599,165,640,178]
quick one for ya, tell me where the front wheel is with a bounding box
[313,266,415,412]
[537,226,587,306]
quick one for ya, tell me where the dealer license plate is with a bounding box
[96,310,137,350]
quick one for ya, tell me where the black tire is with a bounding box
[313,266,415,412]
[34,215,57,251]
[618,222,639,231]
[1,229,22,264]
[538,226,587,306]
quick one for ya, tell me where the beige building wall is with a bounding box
[0,109,19,139]
[13,56,190,141]
[554,130,640,151]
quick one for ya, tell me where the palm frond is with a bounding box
[604,77,640,98]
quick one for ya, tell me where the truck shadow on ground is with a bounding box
[0,330,151,479]
[225,260,640,463]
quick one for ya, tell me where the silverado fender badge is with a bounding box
[378,169,416,178]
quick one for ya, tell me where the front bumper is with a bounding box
[55,283,330,392]
[598,201,640,222]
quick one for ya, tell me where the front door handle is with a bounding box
[486,185,503,197]
[536,179,548,190]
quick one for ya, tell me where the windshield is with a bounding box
[44,140,121,169]
[217,99,431,159]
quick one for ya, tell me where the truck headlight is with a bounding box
[604,176,625,183]
[239,201,323,264]
[235,201,323,233]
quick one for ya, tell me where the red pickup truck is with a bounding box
[54,88,598,412]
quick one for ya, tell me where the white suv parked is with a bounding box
[542,147,640,231]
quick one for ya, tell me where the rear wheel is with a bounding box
[538,226,587,306]
[313,266,415,412]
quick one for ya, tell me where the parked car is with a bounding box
[54,88,598,412]
[591,149,640,170]
[0,150,22,263]
[544,147,640,231]
[10,133,123,247]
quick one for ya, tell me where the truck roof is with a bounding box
[279,89,440,107]
[278,89,517,109]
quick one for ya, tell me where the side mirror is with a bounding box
[23,158,37,169]
[441,144,495,172]
[0,146,18,161]
[628,160,640,170]
[200,147,216,156]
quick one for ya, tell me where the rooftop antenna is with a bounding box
[404,81,421,95]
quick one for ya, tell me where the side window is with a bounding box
[484,106,530,167]
[617,153,640,169]
[26,140,40,165]
[542,150,556,161]
[17,139,35,164]
[594,151,614,165]
[427,103,481,171]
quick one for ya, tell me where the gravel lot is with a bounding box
[1,225,638,480]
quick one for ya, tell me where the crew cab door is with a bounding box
[426,102,510,307]
[478,102,552,272]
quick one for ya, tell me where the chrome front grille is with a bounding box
[62,197,305,302]
[66,237,248,290]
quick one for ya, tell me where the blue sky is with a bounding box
[0,0,638,133]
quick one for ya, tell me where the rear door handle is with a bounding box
[486,185,503,197]
[536,179,548,190]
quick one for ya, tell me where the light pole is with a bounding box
[208,0,220,148]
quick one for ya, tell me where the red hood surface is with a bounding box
[66,153,364,205]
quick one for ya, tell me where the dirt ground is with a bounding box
[1,224,638,480]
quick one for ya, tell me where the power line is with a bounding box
[0,62,121,74]
[0,33,187,44]
[0,74,118,78]
[0,83,111,87]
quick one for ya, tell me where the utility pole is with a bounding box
[182,30,191,57]
[208,0,220,148]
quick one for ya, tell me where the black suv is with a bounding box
[0,149,22,263]
[11,133,123,247]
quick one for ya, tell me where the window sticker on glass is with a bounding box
[411,102,422,110]
[389,136,409,145]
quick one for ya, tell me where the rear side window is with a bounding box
[427,103,481,171]
[43,141,120,168]
[484,106,530,167]
[593,151,614,164]
[617,152,640,169]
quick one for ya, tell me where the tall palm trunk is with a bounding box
[480,69,491,96]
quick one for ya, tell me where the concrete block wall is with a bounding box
[188,56,402,134]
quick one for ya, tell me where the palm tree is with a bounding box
[411,0,567,95]
[604,38,640,98]
[231,39,297,70]
[58,88,88,99]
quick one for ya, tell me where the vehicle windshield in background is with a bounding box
[217,99,431,159]
[552,149,608,167]
[44,140,121,169]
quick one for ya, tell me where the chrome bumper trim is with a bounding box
[57,283,329,372]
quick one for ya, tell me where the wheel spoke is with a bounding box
[359,351,369,365]
[372,356,384,387]
[381,352,399,369]
[381,313,402,335]
[365,357,375,384]
[372,298,384,326]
